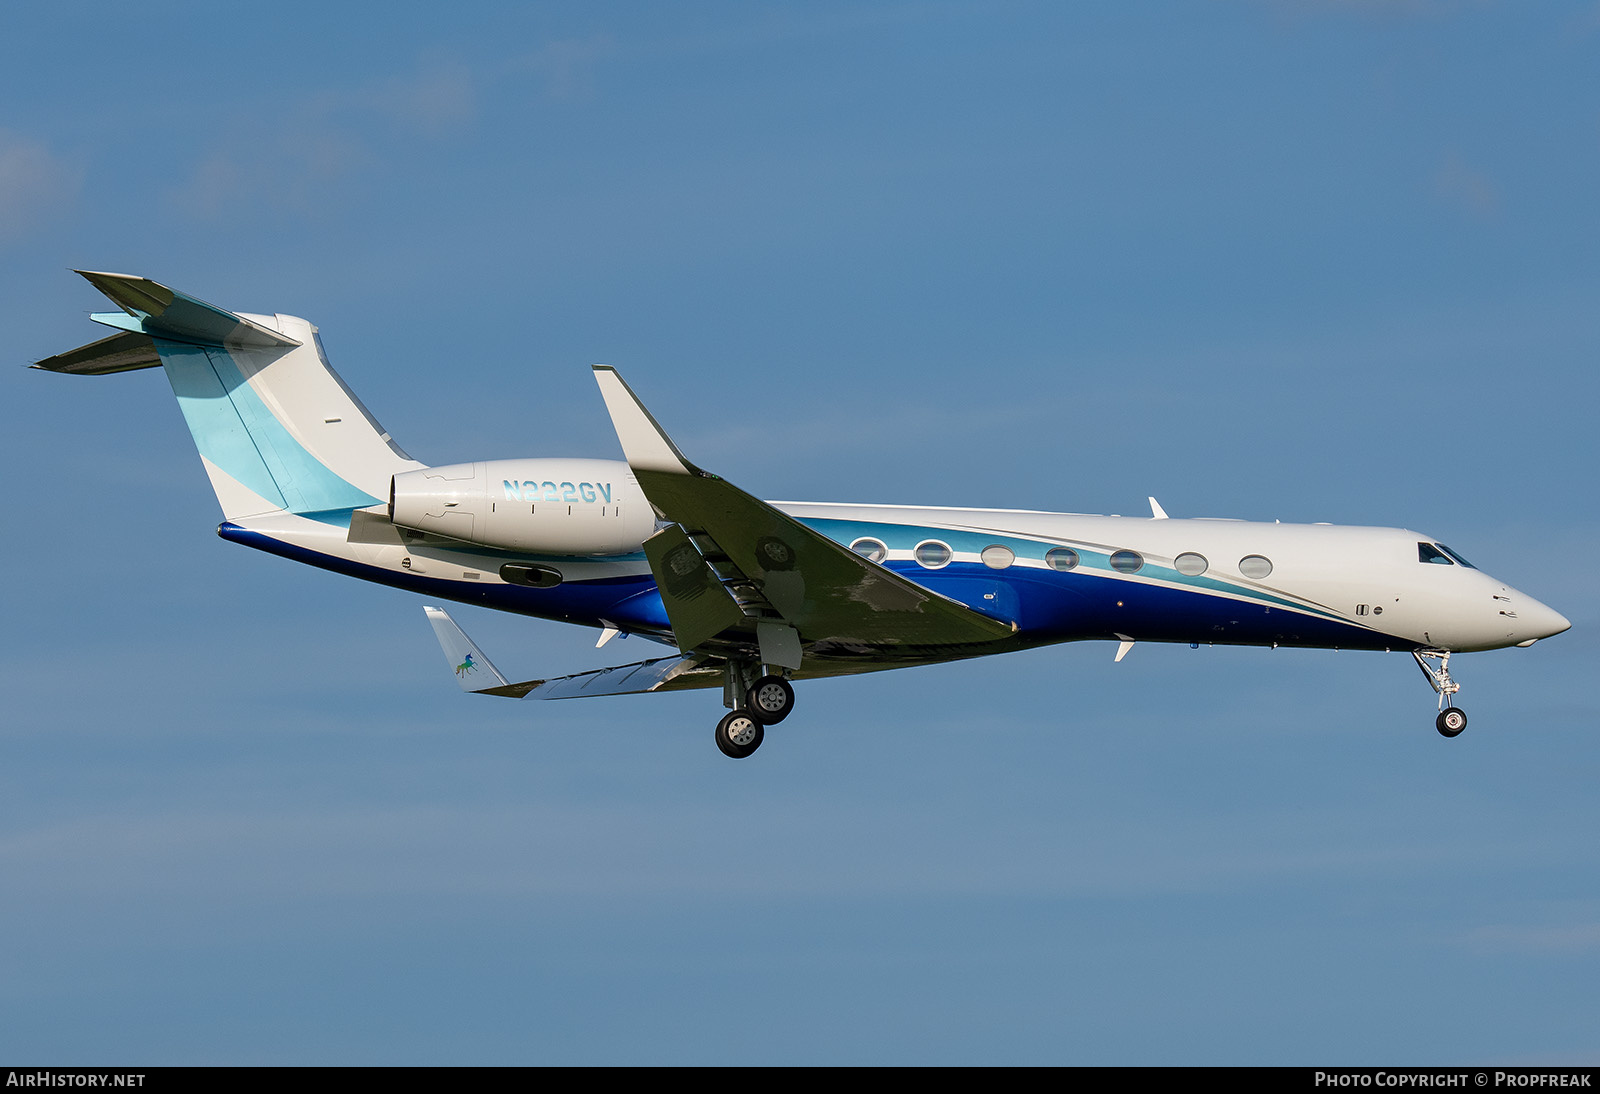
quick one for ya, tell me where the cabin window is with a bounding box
[981,544,1015,569]
[1109,550,1144,574]
[1239,555,1273,579]
[850,537,888,563]
[1174,552,1208,576]
[914,540,952,569]
[1437,544,1477,569]
[1418,543,1454,566]
[1045,547,1080,572]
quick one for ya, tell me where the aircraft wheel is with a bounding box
[1436,707,1468,738]
[716,710,764,758]
[746,675,795,725]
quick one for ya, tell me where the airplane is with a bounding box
[32,271,1571,758]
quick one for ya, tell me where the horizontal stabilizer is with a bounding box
[31,330,161,375]
[77,270,300,348]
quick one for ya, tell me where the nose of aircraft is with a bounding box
[1515,596,1571,646]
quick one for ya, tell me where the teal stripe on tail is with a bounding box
[34,272,420,522]
[157,339,380,516]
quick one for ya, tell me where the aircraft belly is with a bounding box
[218,521,661,627]
[1091,578,1405,650]
[884,564,1395,650]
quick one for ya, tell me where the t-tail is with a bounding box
[32,271,422,522]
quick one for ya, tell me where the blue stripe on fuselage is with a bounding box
[901,560,1410,651]
[796,515,1402,649]
[217,523,668,631]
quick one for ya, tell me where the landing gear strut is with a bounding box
[1414,650,1467,738]
[713,662,796,758]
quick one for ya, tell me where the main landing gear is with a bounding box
[1413,650,1467,738]
[713,664,796,758]
[746,674,795,724]
[715,710,764,758]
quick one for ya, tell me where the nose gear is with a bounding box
[1414,650,1467,738]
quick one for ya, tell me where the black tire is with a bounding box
[1436,707,1468,738]
[745,675,795,725]
[715,710,764,758]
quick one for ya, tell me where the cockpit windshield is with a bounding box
[1417,542,1478,568]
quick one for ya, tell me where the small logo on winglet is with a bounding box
[455,653,478,678]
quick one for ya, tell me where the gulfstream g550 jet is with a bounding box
[33,272,1570,757]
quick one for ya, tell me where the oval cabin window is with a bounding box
[850,537,888,563]
[914,540,952,569]
[981,545,1015,569]
[1109,550,1144,574]
[1239,555,1273,579]
[1045,547,1079,571]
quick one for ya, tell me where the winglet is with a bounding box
[423,606,541,698]
[1148,497,1168,520]
[592,365,700,475]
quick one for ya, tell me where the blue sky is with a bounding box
[4,1,1599,1064]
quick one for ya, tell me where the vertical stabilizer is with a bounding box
[33,273,424,521]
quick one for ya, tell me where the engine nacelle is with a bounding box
[389,459,654,556]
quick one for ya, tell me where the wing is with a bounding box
[424,606,720,700]
[591,366,1016,668]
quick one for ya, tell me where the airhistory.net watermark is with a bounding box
[5,1074,145,1088]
